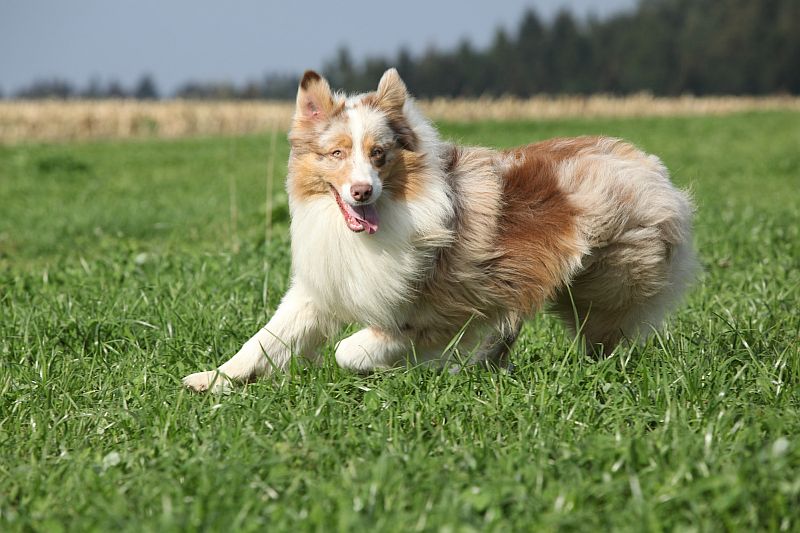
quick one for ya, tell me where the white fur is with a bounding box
[342,106,385,204]
[334,328,410,371]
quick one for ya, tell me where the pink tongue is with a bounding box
[353,204,379,234]
[330,185,380,235]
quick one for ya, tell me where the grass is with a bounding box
[1,112,799,531]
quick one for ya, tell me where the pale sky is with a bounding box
[1,0,637,94]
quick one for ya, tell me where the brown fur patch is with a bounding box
[381,150,429,201]
[360,133,384,166]
[387,116,418,151]
[288,153,335,200]
[520,136,604,162]
[288,126,355,201]
[490,145,585,312]
[359,93,378,108]
[300,70,322,89]
[443,144,461,174]
[326,132,353,153]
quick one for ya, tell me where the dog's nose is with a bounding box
[351,184,373,202]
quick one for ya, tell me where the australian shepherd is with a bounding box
[184,69,696,392]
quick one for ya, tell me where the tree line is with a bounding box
[10,72,299,101]
[13,75,161,100]
[8,0,799,100]
[325,0,799,97]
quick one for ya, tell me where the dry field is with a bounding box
[1,95,799,143]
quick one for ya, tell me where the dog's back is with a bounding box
[416,136,696,357]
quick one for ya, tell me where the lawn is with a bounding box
[1,112,798,531]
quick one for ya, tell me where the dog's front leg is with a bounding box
[335,327,412,372]
[183,281,330,392]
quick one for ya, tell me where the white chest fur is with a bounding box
[289,192,453,329]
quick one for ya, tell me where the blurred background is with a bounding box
[2,0,798,100]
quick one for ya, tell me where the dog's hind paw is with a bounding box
[182,370,232,394]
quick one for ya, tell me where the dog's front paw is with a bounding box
[182,370,232,393]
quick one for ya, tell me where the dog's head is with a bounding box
[287,69,418,235]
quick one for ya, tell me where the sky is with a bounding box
[1,0,637,95]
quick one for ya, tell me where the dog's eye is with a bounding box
[370,147,384,158]
[330,149,343,159]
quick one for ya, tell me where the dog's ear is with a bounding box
[295,70,336,121]
[374,69,417,151]
[375,68,407,114]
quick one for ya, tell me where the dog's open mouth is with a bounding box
[330,185,379,234]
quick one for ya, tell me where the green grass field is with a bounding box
[1,112,799,531]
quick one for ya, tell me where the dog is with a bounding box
[183,68,696,392]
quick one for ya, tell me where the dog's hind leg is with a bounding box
[554,227,696,356]
[467,316,522,368]
[183,281,332,392]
